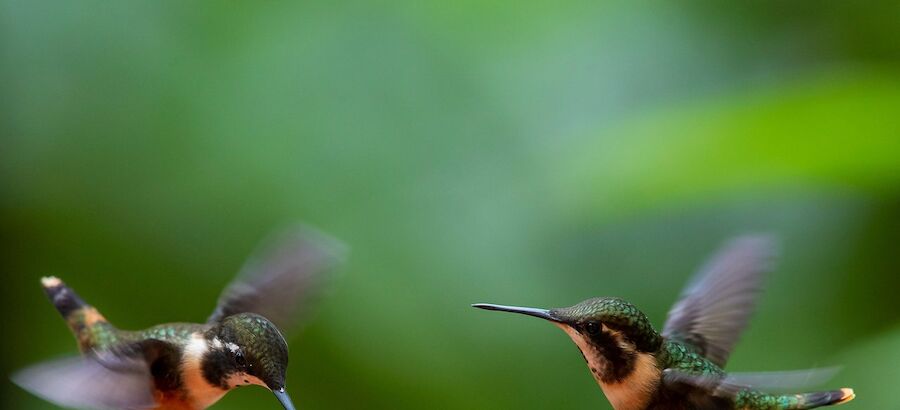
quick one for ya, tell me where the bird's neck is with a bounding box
[556,324,661,410]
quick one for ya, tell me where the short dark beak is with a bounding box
[471,303,561,322]
[273,388,295,410]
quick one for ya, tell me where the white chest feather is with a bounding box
[556,325,660,410]
[182,334,227,409]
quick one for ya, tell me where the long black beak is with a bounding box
[471,303,561,322]
[273,388,295,410]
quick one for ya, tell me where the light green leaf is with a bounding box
[560,70,900,219]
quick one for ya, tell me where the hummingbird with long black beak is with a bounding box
[13,226,345,410]
[473,236,855,410]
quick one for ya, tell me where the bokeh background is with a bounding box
[2,1,900,409]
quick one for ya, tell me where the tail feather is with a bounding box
[41,276,116,351]
[786,388,856,409]
[41,276,88,318]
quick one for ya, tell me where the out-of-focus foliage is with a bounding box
[1,1,898,409]
[561,72,900,217]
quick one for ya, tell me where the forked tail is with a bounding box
[780,388,855,409]
[41,276,118,352]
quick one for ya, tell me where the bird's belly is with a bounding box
[646,383,734,410]
[150,384,226,410]
[152,394,204,410]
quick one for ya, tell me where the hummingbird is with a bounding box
[473,236,855,410]
[13,226,345,410]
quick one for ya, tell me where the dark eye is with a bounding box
[235,351,247,368]
[584,321,600,335]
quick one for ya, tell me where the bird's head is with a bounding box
[549,297,661,353]
[204,313,294,410]
[473,297,662,382]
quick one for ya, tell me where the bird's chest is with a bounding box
[177,363,227,410]
[176,335,228,410]
[558,325,661,410]
[594,352,661,410]
[154,361,227,410]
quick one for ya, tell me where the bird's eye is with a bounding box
[584,322,600,335]
[235,351,247,368]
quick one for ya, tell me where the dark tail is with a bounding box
[42,276,89,319]
[783,388,855,409]
[41,276,116,352]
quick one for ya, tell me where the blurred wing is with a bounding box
[207,225,346,330]
[662,367,840,397]
[662,235,776,367]
[721,367,840,393]
[12,354,156,410]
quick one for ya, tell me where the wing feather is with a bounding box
[207,225,346,330]
[662,367,840,397]
[662,235,776,367]
[12,354,156,410]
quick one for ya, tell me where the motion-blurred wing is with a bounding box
[719,367,840,394]
[12,354,156,410]
[662,367,839,397]
[662,236,776,367]
[208,225,346,330]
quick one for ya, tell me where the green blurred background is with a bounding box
[2,1,900,409]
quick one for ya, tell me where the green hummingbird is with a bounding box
[13,226,345,410]
[473,236,855,410]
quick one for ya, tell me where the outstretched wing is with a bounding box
[662,367,840,397]
[207,225,346,330]
[12,353,157,410]
[662,236,776,367]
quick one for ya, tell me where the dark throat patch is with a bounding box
[589,330,637,383]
